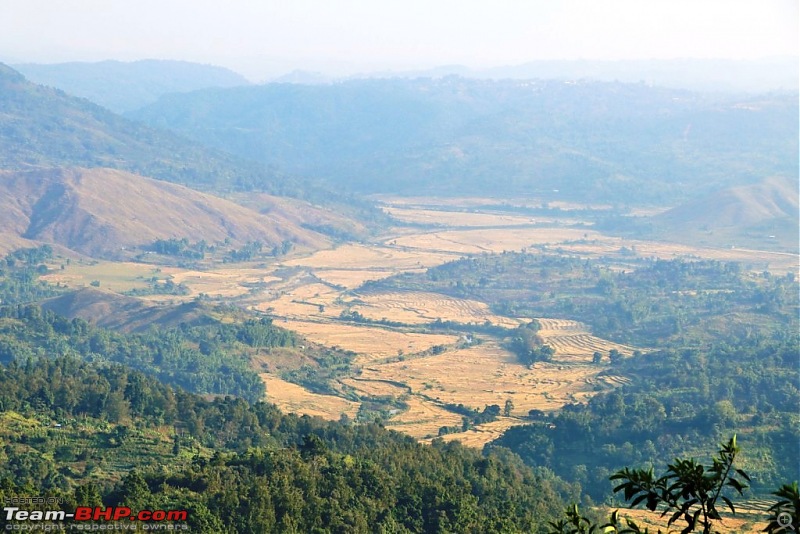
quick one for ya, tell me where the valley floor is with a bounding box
[43,197,800,446]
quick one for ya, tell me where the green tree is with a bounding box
[549,437,754,534]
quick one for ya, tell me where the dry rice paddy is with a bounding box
[351,291,522,327]
[383,206,541,227]
[432,418,521,447]
[535,318,637,362]
[68,197,794,448]
[311,269,406,289]
[260,374,359,421]
[390,227,604,255]
[283,243,458,270]
[358,341,607,416]
[384,396,463,439]
[278,321,459,364]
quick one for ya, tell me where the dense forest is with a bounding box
[0,356,572,532]
[0,304,282,402]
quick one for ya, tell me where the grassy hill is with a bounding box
[0,167,331,259]
[14,59,250,113]
[40,288,219,333]
[649,176,799,251]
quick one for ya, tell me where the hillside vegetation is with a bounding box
[0,355,571,532]
[15,59,249,113]
[364,254,799,348]
[0,167,331,259]
[0,63,286,194]
[129,77,798,204]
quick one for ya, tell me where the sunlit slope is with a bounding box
[0,167,330,258]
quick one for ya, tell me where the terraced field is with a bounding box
[351,290,521,327]
[433,418,521,447]
[536,318,637,362]
[389,227,602,255]
[260,374,359,420]
[384,397,463,439]
[60,196,792,448]
[280,321,459,364]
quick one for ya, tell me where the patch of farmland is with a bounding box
[351,291,521,327]
[253,283,345,320]
[278,320,460,364]
[312,269,407,289]
[432,418,521,448]
[382,206,540,227]
[535,318,637,362]
[359,341,608,416]
[260,374,359,421]
[162,266,279,298]
[283,243,458,270]
[340,377,410,397]
[41,261,158,293]
[552,237,798,275]
[390,228,605,255]
[384,396,463,439]
[616,507,768,534]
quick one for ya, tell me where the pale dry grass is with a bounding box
[390,228,604,254]
[341,377,409,397]
[252,283,346,320]
[385,396,462,439]
[359,341,607,416]
[615,507,769,534]
[260,374,359,420]
[41,261,157,292]
[284,243,458,270]
[280,321,460,364]
[312,269,405,289]
[383,206,540,227]
[554,237,798,275]
[162,266,279,298]
[352,291,522,328]
[433,417,521,448]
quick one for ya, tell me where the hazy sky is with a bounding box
[1,0,796,80]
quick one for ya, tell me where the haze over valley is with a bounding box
[0,1,797,532]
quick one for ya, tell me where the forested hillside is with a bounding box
[364,254,799,347]
[490,337,799,498]
[0,63,285,194]
[15,59,249,113]
[0,356,571,532]
[129,77,798,204]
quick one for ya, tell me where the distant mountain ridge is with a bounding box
[0,62,292,194]
[14,59,250,113]
[353,57,799,94]
[128,76,798,204]
[0,167,331,259]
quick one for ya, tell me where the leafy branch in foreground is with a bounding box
[550,436,753,534]
[764,482,799,533]
[610,435,748,533]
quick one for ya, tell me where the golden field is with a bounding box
[41,197,797,447]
